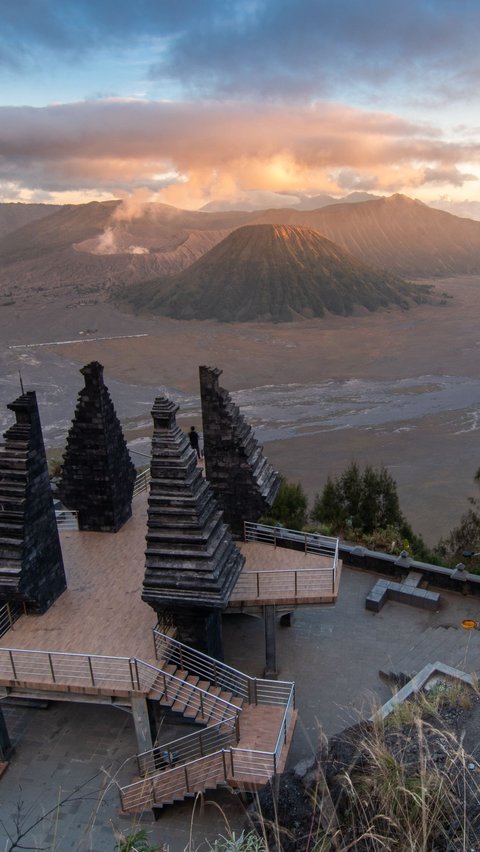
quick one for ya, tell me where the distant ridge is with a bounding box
[252,194,480,276]
[117,224,430,322]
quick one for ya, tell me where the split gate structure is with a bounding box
[0,364,341,812]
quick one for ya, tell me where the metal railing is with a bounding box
[0,601,23,640]
[244,521,338,558]
[137,715,239,777]
[153,628,293,706]
[231,566,336,600]
[120,744,279,811]
[243,521,339,595]
[136,659,240,725]
[55,509,79,531]
[121,706,295,812]
[133,468,151,497]
[272,683,295,768]
[0,647,144,691]
[0,648,241,725]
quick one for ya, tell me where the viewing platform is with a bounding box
[230,522,341,609]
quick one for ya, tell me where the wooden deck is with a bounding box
[0,491,157,662]
[229,541,342,607]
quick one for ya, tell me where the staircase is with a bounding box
[119,629,296,812]
[0,632,296,813]
[379,624,480,683]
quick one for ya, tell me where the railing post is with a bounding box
[256,573,260,598]
[152,627,159,660]
[199,691,205,719]
[134,658,140,690]
[48,653,56,683]
[222,749,228,780]
[163,672,169,701]
[235,713,240,743]
[129,658,136,690]
[184,765,189,793]
[294,571,298,598]
[199,731,204,757]
[87,656,95,686]
[9,650,17,680]
[304,533,307,555]
[230,749,235,777]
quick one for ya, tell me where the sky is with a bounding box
[2,0,480,210]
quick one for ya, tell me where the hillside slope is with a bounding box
[0,202,63,240]
[252,195,480,276]
[118,224,430,322]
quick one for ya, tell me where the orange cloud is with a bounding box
[1,99,480,206]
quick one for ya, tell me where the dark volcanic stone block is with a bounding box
[0,392,66,613]
[199,366,280,537]
[58,362,135,532]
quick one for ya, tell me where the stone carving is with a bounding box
[143,396,245,657]
[59,362,135,531]
[199,366,281,537]
[0,392,66,613]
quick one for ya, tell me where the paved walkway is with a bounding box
[1,566,479,849]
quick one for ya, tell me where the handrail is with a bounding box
[0,648,241,722]
[243,521,338,595]
[153,628,293,705]
[135,659,240,723]
[120,733,287,811]
[137,714,239,777]
[55,508,79,530]
[133,468,151,497]
[244,521,338,556]
[0,601,23,640]
[272,684,295,767]
[120,747,276,811]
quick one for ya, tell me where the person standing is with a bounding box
[188,426,203,460]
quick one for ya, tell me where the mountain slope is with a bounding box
[0,202,63,240]
[117,224,430,322]
[252,195,480,276]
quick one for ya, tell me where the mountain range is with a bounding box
[1,193,479,315]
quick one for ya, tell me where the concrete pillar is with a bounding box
[131,696,154,756]
[0,704,12,761]
[264,604,278,679]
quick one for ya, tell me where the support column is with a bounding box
[131,696,154,756]
[264,604,278,679]
[0,704,12,762]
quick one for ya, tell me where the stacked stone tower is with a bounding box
[142,396,245,658]
[59,362,135,531]
[0,392,66,613]
[199,366,281,537]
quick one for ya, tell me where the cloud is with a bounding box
[146,0,480,104]
[1,98,480,206]
[422,166,478,186]
[3,0,480,109]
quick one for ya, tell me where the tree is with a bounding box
[436,468,480,571]
[311,462,405,535]
[262,478,308,530]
